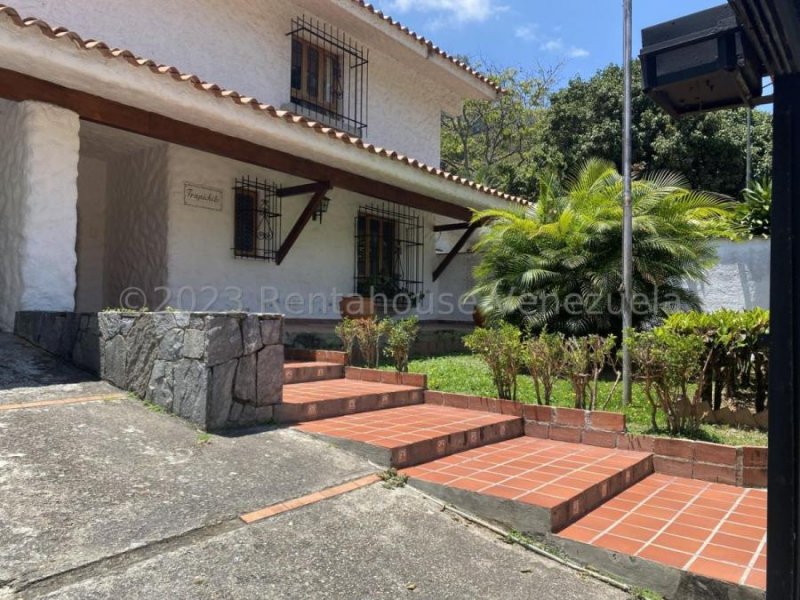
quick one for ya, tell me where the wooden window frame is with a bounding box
[291,37,342,115]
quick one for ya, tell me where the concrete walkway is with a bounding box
[0,335,625,599]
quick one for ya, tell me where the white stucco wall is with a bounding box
[9,0,465,165]
[161,144,471,320]
[688,239,771,312]
[0,100,79,331]
[75,154,107,312]
[104,145,169,309]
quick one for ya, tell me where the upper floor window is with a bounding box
[287,16,369,138]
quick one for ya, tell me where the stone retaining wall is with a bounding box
[14,311,284,431]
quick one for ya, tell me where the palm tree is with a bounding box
[469,159,734,335]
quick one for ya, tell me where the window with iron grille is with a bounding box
[355,203,424,305]
[233,177,282,261]
[288,16,368,137]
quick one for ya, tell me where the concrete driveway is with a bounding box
[0,335,627,599]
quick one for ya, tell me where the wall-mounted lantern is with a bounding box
[313,196,331,223]
[640,4,765,117]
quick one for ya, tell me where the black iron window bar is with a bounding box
[233,176,282,261]
[354,202,424,307]
[288,15,369,138]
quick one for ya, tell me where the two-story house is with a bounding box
[0,1,526,340]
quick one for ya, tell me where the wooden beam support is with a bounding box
[432,218,487,282]
[0,68,472,221]
[275,184,331,265]
[433,222,471,232]
[277,182,329,198]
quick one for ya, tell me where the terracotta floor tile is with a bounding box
[688,557,747,584]
[700,544,756,567]
[638,545,693,569]
[559,474,767,591]
[710,532,763,553]
[609,523,657,543]
[745,569,766,590]
[594,534,646,555]
[559,525,597,543]
[664,523,713,541]
[650,533,706,555]
[451,477,492,492]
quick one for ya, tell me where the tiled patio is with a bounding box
[403,437,653,530]
[295,404,522,466]
[559,473,767,590]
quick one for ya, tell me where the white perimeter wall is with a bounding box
[689,239,771,312]
[0,100,79,331]
[437,240,772,320]
[104,145,169,309]
[164,145,472,320]
[10,0,452,165]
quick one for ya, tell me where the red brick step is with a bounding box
[295,404,523,468]
[283,361,344,384]
[404,436,653,532]
[275,379,423,424]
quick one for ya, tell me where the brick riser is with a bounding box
[283,363,345,385]
[550,455,654,531]
[275,388,424,424]
[392,419,524,468]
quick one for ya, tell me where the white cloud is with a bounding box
[514,24,540,42]
[387,0,505,24]
[515,24,589,59]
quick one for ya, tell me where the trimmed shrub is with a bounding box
[525,330,565,406]
[464,323,525,401]
[662,308,769,412]
[335,318,359,366]
[383,317,420,373]
[628,328,708,435]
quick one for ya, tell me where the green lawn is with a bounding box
[399,354,767,447]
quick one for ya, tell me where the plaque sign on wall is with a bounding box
[184,182,223,211]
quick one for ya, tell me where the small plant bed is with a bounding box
[392,355,767,447]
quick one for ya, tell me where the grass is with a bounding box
[398,354,768,447]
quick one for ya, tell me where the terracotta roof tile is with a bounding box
[349,1,503,95]
[0,4,529,207]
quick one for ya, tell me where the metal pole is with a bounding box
[746,107,753,185]
[621,0,633,407]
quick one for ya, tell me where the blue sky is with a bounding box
[370,0,726,85]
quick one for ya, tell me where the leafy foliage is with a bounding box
[559,335,618,410]
[525,329,565,406]
[736,178,772,239]
[383,317,421,373]
[463,324,525,401]
[662,309,770,412]
[335,318,359,366]
[470,159,734,335]
[539,62,772,197]
[628,328,708,435]
[392,354,768,446]
[353,317,390,369]
[441,65,558,198]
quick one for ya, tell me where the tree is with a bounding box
[469,160,734,336]
[441,65,558,199]
[540,63,772,197]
